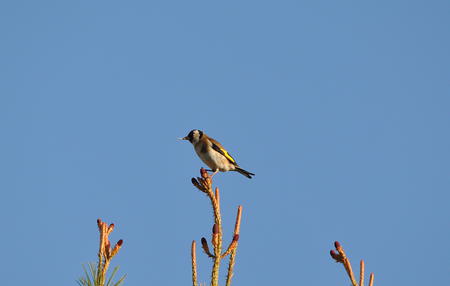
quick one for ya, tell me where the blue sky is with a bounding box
[1,0,449,285]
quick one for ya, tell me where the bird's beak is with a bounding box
[178,136,188,141]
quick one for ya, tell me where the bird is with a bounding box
[180,129,255,179]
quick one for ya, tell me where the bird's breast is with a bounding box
[194,144,234,172]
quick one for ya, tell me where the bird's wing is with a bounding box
[209,137,238,165]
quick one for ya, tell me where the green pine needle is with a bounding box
[77,263,126,286]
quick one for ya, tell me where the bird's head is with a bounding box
[180,129,204,144]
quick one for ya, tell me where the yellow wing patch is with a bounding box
[221,148,236,164]
[212,143,237,165]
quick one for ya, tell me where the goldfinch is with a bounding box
[181,129,255,179]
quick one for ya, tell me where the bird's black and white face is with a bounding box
[182,129,204,145]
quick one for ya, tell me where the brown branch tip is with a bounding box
[329,241,346,263]
[329,241,374,286]
[191,168,213,193]
[97,218,124,260]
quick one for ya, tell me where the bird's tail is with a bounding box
[235,167,255,179]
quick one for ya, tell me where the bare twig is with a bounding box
[225,206,242,286]
[360,260,364,286]
[221,234,239,258]
[369,273,374,286]
[191,241,198,286]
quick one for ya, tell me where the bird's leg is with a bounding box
[204,168,219,177]
[211,169,219,177]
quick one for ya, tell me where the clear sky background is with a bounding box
[1,1,449,285]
